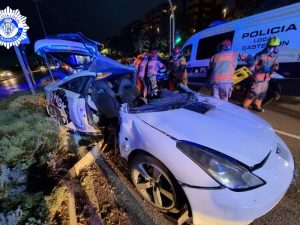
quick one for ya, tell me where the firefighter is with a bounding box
[137,53,149,98]
[209,39,254,101]
[133,54,143,86]
[169,47,188,91]
[133,54,143,72]
[243,37,280,112]
[146,50,166,98]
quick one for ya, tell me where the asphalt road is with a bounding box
[198,87,300,224]
[240,96,300,225]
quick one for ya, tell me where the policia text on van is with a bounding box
[181,2,300,101]
[242,24,296,39]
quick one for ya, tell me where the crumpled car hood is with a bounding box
[137,97,275,166]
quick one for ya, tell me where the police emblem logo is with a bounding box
[0,6,29,49]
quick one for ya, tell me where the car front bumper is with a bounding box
[182,137,294,225]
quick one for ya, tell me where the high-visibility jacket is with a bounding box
[172,54,187,77]
[138,57,148,78]
[133,54,143,72]
[147,57,165,76]
[209,50,250,84]
[253,50,279,82]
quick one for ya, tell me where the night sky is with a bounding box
[0,0,165,57]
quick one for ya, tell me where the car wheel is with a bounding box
[130,154,186,213]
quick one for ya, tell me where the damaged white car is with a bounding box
[36,35,294,225]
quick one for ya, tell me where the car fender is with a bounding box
[119,111,220,188]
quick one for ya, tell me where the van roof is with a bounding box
[183,2,300,47]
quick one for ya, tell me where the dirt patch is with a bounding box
[79,160,173,225]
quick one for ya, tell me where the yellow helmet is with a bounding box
[267,37,280,47]
[158,52,165,58]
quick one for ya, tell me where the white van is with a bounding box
[181,2,300,101]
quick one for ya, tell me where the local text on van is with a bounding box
[242,40,289,50]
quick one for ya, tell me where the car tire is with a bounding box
[130,153,186,214]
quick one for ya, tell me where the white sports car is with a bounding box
[37,36,295,225]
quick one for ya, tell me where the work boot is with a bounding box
[253,105,264,112]
[241,104,251,110]
[274,92,280,101]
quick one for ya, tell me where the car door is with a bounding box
[58,75,97,133]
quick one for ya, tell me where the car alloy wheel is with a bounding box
[130,154,185,213]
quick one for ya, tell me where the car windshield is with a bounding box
[48,52,91,69]
[129,90,193,113]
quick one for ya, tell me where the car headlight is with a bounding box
[176,141,266,191]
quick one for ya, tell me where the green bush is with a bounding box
[0,93,77,224]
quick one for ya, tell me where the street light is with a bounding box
[223,7,227,19]
[30,0,47,38]
[167,0,176,53]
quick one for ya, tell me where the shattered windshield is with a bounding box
[129,90,193,113]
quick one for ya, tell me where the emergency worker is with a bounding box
[209,39,254,101]
[169,47,188,91]
[146,50,166,98]
[243,37,280,112]
[133,54,143,72]
[137,53,149,98]
[133,54,143,85]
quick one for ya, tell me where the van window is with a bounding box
[196,31,235,60]
[181,44,192,62]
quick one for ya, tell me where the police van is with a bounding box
[181,2,300,101]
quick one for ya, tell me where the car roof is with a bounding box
[34,32,101,58]
[34,39,95,57]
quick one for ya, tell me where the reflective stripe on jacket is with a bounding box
[147,57,165,76]
[210,50,249,84]
[138,58,148,78]
[133,58,142,72]
[253,50,279,82]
